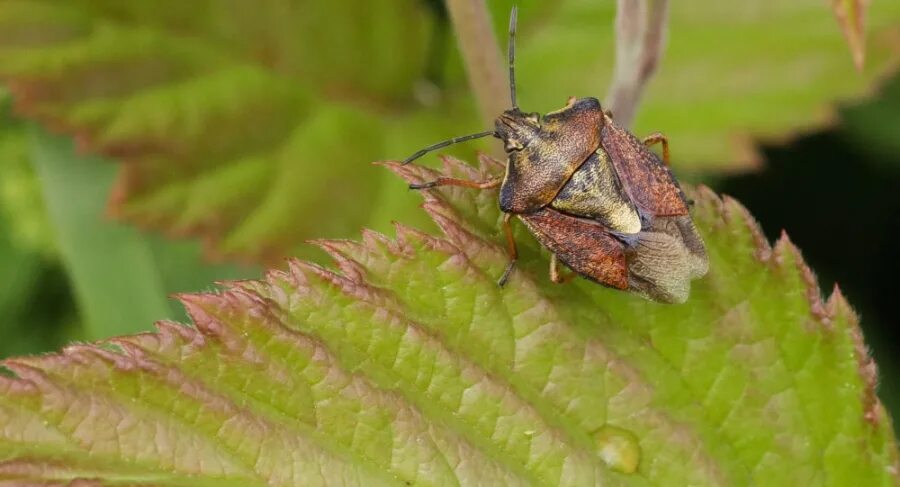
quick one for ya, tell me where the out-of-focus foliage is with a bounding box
[0,212,77,357]
[0,157,895,485]
[0,89,53,256]
[25,129,260,342]
[2,84,263,352]
[0,90,75,356]
[0,0,439,264]
[830,0,870,70]
[0,1,898,264]
[841,74,900,166]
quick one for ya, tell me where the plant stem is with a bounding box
[444,0,508,129]
[605,0,670,128]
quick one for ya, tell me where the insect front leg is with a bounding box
[642,132,670,167]
[409,177,502,191]
[549,254,576,284]
[497,213,518,287]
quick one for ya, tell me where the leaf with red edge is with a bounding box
[0,157,896,485]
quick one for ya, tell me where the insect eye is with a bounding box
[504,139,524,152]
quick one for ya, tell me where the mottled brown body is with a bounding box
[402,7,707,303]
[496,98,603,213]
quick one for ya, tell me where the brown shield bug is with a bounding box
[402,7,707,303]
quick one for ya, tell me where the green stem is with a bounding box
[444,0,509,129]
[605,0,670,128]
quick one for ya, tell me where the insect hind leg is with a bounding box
[642,132,670,166]
[549,254,576,284]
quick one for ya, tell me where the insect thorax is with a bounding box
[550,147,642,235]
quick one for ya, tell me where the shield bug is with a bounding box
[402,7,707,303]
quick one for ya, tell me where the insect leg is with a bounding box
[409,177,501,191]
[642,132,670,166]
[549,254,576,284]
[497,213,518,287]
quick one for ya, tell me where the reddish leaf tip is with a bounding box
[476,153,505,172]
[393,221,458,255]
[372,160,403,167]
[771,231,831,324]
[176,293,225,332]
[308,238,368,282]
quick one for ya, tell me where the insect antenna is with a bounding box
[508,6,518,109]
[402,6,519,166]
[402,130,496,165]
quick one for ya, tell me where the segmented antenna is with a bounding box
[401,7,519,165]
[402,131,496,165]
[508,6,518,109]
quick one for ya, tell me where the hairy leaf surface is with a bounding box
[0,157,895,485]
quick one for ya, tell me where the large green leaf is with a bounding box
[0,157,895,485]
[1,1,898,264]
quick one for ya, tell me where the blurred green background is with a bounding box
[0,0,899,434]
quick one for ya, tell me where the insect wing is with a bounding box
[600,113,689,217]
[518,208,629,289]
[623,216,706,304]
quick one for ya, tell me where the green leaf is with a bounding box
[0,209,70,358]
[0,88,78,358]
[1,157,895,485]
[0,88,54,256]
[0,0,433,263]
[30,127,259,340]
[29,126,171,339]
